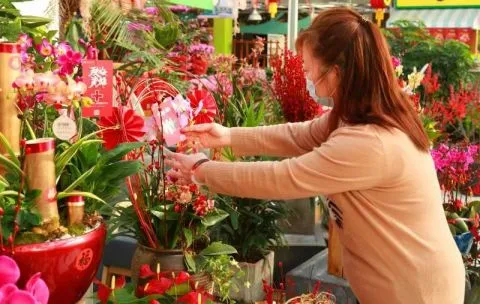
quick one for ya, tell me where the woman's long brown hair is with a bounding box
[296,8,430,151]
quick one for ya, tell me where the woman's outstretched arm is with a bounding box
[197,126,385,199]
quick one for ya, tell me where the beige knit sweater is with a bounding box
[199,114,465,304]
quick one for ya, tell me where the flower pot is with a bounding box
[0,43,22,155]
[230,251,275,302]
[131,243,212,291]
[0,223,106,304]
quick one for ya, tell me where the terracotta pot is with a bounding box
[131,243,212,291]
[1,223,107,304]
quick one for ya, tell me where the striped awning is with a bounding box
[387,8,480,29]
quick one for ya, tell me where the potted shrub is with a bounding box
[0,29,147,303]
[211,196,289,302]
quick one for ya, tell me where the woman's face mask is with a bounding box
[306,68,335,107]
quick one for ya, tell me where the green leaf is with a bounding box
[201,209,229,227]
[94,160,142,182]
[57,191,106,205]
[55,133,102,180]
[150,210,180,221]
[199,242,237,256]
[0,154,22,177]
[183,228,193,248]
[0,132,19,167]
[98,142,145,165]
[63,166,95,192]
[184,252,196,272]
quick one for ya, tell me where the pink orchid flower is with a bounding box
[36,39,53,57]
[0,256,20,286]
[55,42,72,57]
[14,70,35,89]
[34,72,61,90]
[67,78,87,97]
[46,81,69,105]
[0,256,49,304]
[17,34,33,50]
[86,46,98,60]
[56,50,82,76]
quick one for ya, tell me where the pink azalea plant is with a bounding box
[0,256,49,304]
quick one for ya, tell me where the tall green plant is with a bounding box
[0,0,51,41]
[384,20,475,95]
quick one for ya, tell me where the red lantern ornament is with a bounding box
[267,0,278,18]
[370,0,391,27]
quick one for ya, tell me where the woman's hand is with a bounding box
[165,152,209,184]
[181,123,231,149]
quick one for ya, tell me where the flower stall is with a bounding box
[387,2,480,54]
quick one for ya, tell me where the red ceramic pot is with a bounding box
[1,223,106,304]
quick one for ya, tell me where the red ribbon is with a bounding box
[25,138,55,154]
[0,43,21,54]
[67,196,85,203]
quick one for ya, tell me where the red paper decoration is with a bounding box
[187,89,218,124]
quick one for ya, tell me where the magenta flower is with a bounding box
[0,256,49,304]
[36,39,53,57]
[0,256,20,286]
[391,56,401,68]
[144,7,159,15]
[56,50,82,75]
[86,46,98,60]
[127,22,153,32]
[18,34,33,50]
[55,42,72,57]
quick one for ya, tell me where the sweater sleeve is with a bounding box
[229,113,330,157]
[202,126,386,200]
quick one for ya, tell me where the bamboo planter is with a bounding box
[0,43,21,155]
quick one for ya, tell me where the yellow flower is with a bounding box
[407,67,425,90]
[244,281,251,289]
[395,65,403,77]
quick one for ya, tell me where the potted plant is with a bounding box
[0,29,145,303]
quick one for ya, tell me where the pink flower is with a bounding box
[144,7,159,15]
[128,22,153,32]
[87,46,98,60]
[18,34,32,50]
[67,78,87,97]
[0,256,49,304]
[56,50,82,75]
[25,273,49,304]
[34,72,61,90]
[14,70,35,89]
[0,256,20,286]
[2,289,37,304]
[391,56,401,68]
[36,39,53,57]
[55,42,72,57]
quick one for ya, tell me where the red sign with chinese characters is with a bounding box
[427,28,475,45]
[82,60,114,117]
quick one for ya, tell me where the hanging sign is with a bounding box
[168,0,214,10]
[82,60,114,118]
[395,0,480,9]
[198,0,237,18]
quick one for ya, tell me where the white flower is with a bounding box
[407,67,425,90]
[395,65,403,77]
[244,281,251,289]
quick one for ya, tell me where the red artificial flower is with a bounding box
[187,89,217,124]
[190,55,209,76]
[98,107,146,150]
[94,276,126,304]
[150,300,160,304]
[177,289,213,304]
[139,264,156,279]
[175,271,191,285]
[144,277,173,295]
[262,280,274,304]
[133,77,179,112]
[271,51,322,122]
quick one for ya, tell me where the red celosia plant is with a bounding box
[271,50,323,122]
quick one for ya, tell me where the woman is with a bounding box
[167,8,465,304]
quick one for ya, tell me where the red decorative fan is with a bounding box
[187,88,217,124]
[132,77,179,114]
[98,107,146,150]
